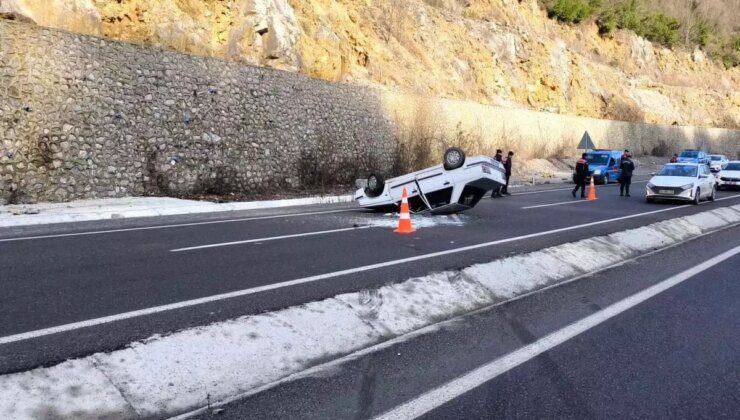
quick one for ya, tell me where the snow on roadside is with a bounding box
[359,213,470,228]
[0,359,136,419]
[1,205,739,419]
[0,195,354,227]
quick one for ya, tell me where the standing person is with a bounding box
[670,154,678,163]
[491,149,504,197]
[572,153,589,198]
[501,151,514,195]
[619,153,635,197]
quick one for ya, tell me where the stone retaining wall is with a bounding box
[0,20,395,203]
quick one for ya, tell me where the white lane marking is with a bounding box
[171,226,373,252]
[0,182,649,242]
[0,209,354,243]
[512,180,648,196]
[375,245,740,420]
[523,191,738,210]
[522,199,594,209]
[2,197,738,346]
[175,222,738,420]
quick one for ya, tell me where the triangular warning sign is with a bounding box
[578,131,596,150]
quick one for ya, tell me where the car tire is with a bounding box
[709,185,716,202]
[602,173,609,185]
[443,147,466,170]
[693,188,701,205]
[365,173,385,198]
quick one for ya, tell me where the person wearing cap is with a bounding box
[619,153,635,197]
[572,153,589,198]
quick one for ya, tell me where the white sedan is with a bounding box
[355,148,506,214]
[646,163,716,204]
[708,154,729,173]
[716,161,740,190]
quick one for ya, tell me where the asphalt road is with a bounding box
[1,179,739,374]
[192,224,740,419]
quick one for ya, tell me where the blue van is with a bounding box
[572,150,624,185]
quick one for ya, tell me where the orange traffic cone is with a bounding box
[587,176,597,201]
[394,187,416,234]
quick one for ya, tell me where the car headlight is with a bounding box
[592,169,601,175]
[680,183,693,190]
[647,182,655,189]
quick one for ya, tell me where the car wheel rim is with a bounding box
[446,151,461,166]
[368,177,377,190]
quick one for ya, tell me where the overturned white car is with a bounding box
[355,148,506,214]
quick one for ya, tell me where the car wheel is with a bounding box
[709,185,716,201]
[365,173,385,197]
[693,188,701,205]
[603,173,609,185]
[443,147,466,170]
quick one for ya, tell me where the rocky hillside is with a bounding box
[2,0,738,128]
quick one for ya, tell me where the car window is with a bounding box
[658,165,697,177]
[710,156,721,161]
[725,163,740,170]
[609,158,616,167]
[679,151,699,158]
[586,154,609,166]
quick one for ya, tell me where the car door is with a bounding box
[608,156,620,182]
[698,165,711,196]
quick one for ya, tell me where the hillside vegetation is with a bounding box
[1,0,739,129]
[541,0,739,67]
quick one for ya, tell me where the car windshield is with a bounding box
[586,154,609,166]
[658,165,697,177]
[710,156,722,161]
[725,163,740,171]
[679,151,699,158]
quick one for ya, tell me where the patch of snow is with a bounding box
[0,359,135,419]
[1,205,738,418]
[359,213,469,229]
[0,195,354,228]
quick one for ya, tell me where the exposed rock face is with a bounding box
[0,0,738,128]
[0,0,101,35]
[89,0,300,71]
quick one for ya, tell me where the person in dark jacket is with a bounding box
[501,151,514,195]
[572,153,589,198]
[670,154,678,163]
[494,149,503,162]
[492,149,504,197]
[619,153,635,197]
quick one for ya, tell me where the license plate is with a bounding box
[659,190,674,194]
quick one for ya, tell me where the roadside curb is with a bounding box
[2,205,739,419]
[0,195,354,228]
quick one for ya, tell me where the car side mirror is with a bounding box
[650,172,657,176]
[699,174,708,179]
